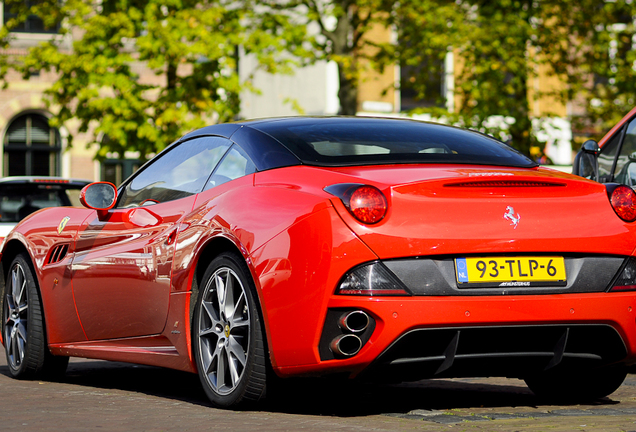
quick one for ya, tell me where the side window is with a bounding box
[118,136,231,207]
[614,119,636,186]
[205,145,256,190]
[598,131,621,182]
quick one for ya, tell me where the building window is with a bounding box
[2,1,60,34]
[101,159,140,186]
[3,113,61,176]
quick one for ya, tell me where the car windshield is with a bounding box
[0,184,84,222]
[250,118,536,168]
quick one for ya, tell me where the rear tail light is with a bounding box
[337,261,411,296]
[324,183,388,224]
[610,257,636,292]
[606,184,636,222]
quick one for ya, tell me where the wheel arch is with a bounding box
[1,239,32,278]
[0,239,33,345]
[192,236,248,314]
[188,233,274,368]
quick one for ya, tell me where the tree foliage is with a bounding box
[387,0,541,155]
[4,0,636,158]
[260,0,384,115]
[396,0,636,154]
[454,0,536,155]
[1,0,307,160]
[376,0,463,109]
[258,0,456,115]
[537,0,636,140]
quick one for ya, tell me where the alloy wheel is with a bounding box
[4,262,28,370]
[197,267,251,395]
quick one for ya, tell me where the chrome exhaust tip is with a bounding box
[330,334,363,357]
[338,310,370,333]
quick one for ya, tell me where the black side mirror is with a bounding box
[573,140,600,181]
[581,139,601,155]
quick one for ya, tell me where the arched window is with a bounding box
[3,113,61,177]
[2,2,60,34]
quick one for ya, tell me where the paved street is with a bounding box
[1,354,636,431]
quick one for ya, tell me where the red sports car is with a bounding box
[2,117,636,408]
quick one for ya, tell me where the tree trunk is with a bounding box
[338,65,358,115]
[167,62,177,90]
[329,2,358,115]
[509,86,533,157]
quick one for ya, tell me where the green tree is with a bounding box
[0,27,8,83]
[260,0,459,115]
[537,0,636,140]
[377,0,464,113]
[261,0,376,115]
[393,0,539,155]
[453,0,536,155]
[1,0,307,160]
[398,0,636,154]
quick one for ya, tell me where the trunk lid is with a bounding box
[323,165,636,258]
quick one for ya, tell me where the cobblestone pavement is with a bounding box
[1,354,636,432]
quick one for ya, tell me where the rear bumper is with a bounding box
[364,324,625,381]
[275,292,636,378]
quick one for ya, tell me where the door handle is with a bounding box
[166,229,177,245]
[126,208,163,227]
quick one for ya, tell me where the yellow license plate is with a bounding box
[455,256,566,287]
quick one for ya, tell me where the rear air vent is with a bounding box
[47,244,69,265]
[364,324,626,381]
[445,180,567,188]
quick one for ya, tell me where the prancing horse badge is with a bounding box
[503,206,520,229]
[57,216,71,234]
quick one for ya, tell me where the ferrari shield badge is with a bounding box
[57,216,71,234]
[503,206,520,229]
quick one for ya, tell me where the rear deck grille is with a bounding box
[445,180,566,188]
[365,325,626,381]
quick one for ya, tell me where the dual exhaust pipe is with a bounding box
[329,310,370,357]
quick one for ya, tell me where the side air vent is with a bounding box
[47,244,69,265]
[445,180,567,188]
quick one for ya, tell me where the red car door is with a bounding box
[70,136,233,340]
[70,198,195,340]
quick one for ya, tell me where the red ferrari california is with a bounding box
[2,116,636,407]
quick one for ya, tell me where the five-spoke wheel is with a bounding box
[193,253,266,407]
[4,258,29,371]
[3,253,68,379]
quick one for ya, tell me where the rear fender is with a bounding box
[249,206,378,371]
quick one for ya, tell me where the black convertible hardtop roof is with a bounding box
[180,116,536,170]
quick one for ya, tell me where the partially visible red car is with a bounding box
[0,177,90,242]
[3,117,636,408]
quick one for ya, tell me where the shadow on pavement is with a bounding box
[0,358,626,417]
[0,359,210,408]
[261,377,621,416]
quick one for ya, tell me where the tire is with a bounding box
[524,366,627,402]
[193,252,267,408]
[3,253,69,379]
